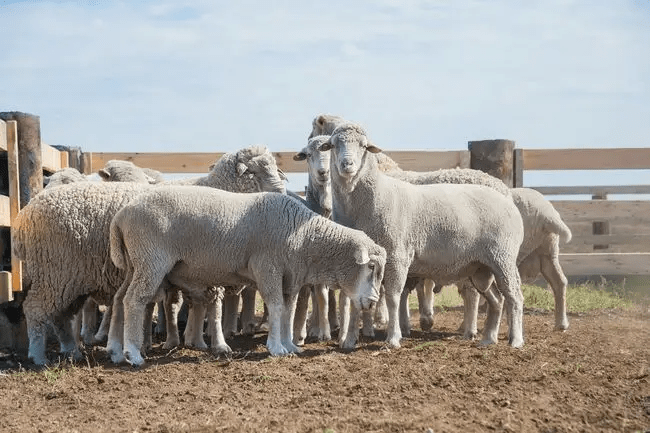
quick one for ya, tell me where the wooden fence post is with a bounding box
[7,121,22,294]
[468,139,516,187]
[0,112,42,208]
[592,193,610,250]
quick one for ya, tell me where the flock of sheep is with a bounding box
[10,114,572,366]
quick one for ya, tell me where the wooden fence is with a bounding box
[1,113,649,303]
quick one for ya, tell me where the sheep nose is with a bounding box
[318,169,328,177]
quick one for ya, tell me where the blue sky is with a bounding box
[1,0,649,191]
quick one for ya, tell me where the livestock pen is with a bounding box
[1,112,649,432]
[2,112,649,304]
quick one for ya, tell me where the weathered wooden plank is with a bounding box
[552,200,650,224]
[0,195,9,227]
[0,120,6,152]
[523,148,650,170]
[534,185,650,196]
[85,150,471,175]
[0,271,11,303]
[41,142,68,173]
[559,253,650,276]
[568,233,650,247]
[7,121,23,292]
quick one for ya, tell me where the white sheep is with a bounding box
[108,186,387,365]
[43,167,89,187]
[98,160,165,184]
[11,145,286,365]
[320,123,525,349]
[311,114,571,339]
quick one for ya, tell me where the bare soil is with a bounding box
[0,307,649,433]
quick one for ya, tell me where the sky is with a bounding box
[1,0,649,192]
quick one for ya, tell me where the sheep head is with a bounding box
[232,145,287,194]
[293,135,331,185]
[318,123,382,182]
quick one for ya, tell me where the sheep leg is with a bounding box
[470,269,502,345]
[337,291,350,345]
[240,286,258,335]
[281,289,303,354]
[154,300,166,335]
[373,286,388,327]
[384,273,408,349]
[257,303,269,332]
[256,276,289,356]
[328,289,339,331]
[417,279,435,332]
[162,288,182,348]
[222,292,240,339]
[208,287,232,355]
[314,284,331,341]
[399,286,412,337]
[292,285,311,346]
[184,302,208,349]
[106,267,133,364]
[340,301,360,350]
[93,304,111,343]
[361,308,375,338]
[53,314,82,362]
[80,298,98,345]
[307,287,321,339]
[123,267,168,367]
[540,254,569,331]
[72,312,82,350]
[494,265,524,347]
[205,299,217,340]
[142,302,155,352]
[458,279,480,339]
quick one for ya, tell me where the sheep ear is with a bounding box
[236,162,248,176]
[316,115,326,126]
[318,139,334,152]
[293,151,307,161]
[98,169,110,180]
[43,176,51,186]
[277,168,288,181]
[366,142,383,154]
[354,247,370,265]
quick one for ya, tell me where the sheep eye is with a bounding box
[368,263,375,271]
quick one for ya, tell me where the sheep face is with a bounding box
[293,135,331,185]
[320,124,382,180]
[99,160,161,184]
[337,242,386,311]
[43,167,87,188]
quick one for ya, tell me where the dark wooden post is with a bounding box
[468,139,516,187]
[0,112,42,208]
[592,193,610,250]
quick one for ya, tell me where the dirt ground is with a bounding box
[0,306,648,433]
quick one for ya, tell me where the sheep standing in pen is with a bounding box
[310,113,572,339]
[290,135,340,345]
[320,123,525,349]
[108,186,386,366]
[11,146,286,365]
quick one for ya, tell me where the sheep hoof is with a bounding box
[293,337,305,347]
[124,350,145,367]
[508,337,524,348]
[242,323,257,336]
[285,342,303,354]
[385,337,401,349]
[318,332,331,342]
[555,322,569,331]
[186,341,208,350]
[419,316,434,331]
[267,343,289,356]
[462,331,478,340]
[479,338,496,346]
[210,344,233,356]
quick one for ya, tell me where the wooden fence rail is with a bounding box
[1,112,649,302]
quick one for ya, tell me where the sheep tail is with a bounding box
[544,209,572,244]
[109,218,128,270]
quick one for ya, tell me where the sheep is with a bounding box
[457,187,572,339]
[43,167,88,187]
[11,145,286,365]
[320,123,525,349]
[310,114,571,339]
[108,186,387,365]
[98,160,165,184]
